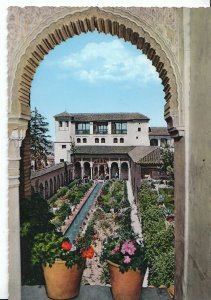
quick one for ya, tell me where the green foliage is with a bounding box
[68,180,77,189]
[20,193,55,284]
[32,232,86,269]
[159,188,174,211]
[57,186,69,198]
[138,183,175,287]
[149,249,175,287]
[50,180,93,229]
[54,203,71,226]
[30,107,52,170]
[99,180,128,214]
[161,147,174,179]
[48,186,69,205]
[100,263,110,285]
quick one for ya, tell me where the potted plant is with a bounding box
[32,231,94,299]
[100,232,147,300]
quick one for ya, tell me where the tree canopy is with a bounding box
[161,146,174,179]
[30,107,52,170]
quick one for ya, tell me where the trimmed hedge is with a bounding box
[138,182,175,287]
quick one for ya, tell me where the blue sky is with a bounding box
[31,31,166,140]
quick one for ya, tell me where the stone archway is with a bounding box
[121,162,129,180]
[150,138,158,146]
[74,161,82,179]
[7,7,185,300]
[8,7,182,132]
[111,162,119,178]
[84,162,91,178]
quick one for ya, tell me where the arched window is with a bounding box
[77,138,81,143]
[101,138,105,143]
[150,139,158,146]
[120,138,124,143]
[95,138,99,143]
[83,138,87,143]
[113,138,118,143]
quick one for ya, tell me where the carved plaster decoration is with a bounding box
[7,6,183,139]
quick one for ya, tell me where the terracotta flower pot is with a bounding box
[168,285,175,299]
[108,260,144,300]
[43,260,84,300]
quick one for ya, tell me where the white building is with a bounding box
[54,111,173,187]
[54,112,152,164]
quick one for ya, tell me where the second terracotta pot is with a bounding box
[108,260,144,300]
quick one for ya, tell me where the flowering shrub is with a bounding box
[100,233,147,273]
[32,232,95,269]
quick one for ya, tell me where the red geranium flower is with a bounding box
[61,240,72,251]
[81,246,95,259]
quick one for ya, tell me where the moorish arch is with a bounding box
[7,7,185,300]
[8,6,183,135]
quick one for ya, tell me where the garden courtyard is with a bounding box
[21,178,174,300]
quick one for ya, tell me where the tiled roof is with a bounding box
[149,127,169,136]
[138,147,162,165]
[54,112,149,122]
[128,146,159,163]
[74,146,135,155]
[74,145,162,165]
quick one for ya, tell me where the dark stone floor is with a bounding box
[22,285,171,300]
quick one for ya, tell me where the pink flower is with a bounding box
[111,245,120,255]
[121,240,136,255]
[114,245,120,252]
[124,256,131,264]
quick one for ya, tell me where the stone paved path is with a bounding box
[126,180,143,239]
[22,286,171,300]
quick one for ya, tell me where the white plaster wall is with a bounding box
[55,120,150,146]
[55,121,75,142]
[55,120,150,163]
[54,143,71,164]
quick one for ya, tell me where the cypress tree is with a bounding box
[30,107,52,170]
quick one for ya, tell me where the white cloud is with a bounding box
[58,39,159,84]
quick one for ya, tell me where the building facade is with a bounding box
[54,112,173,191]
[54,112,172,164]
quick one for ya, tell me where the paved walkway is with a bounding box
[126,180,143,240]
[22,286,171,300]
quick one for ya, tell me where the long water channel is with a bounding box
[65,181,103,242]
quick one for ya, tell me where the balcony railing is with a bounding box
[75,130,90,135]
[94,129,108,134]
[112,129,127,134]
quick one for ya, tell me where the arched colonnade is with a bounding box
[73,159,130,180]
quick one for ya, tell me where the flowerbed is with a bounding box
[138,181,175,287]
[48,180,93,230]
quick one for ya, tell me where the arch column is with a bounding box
[107,160,111,179]
[90,167,93,180]
[118,159,121,180]
[81,160,84,179]
[8,128,26,300]
[158,139,161,147]
[128,163,131,182]
[90,161,93,180]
